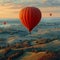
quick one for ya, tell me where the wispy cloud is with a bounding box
[0,0,60,7]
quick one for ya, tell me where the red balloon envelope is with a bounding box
[19,7,42,32]
[3,22,7,25]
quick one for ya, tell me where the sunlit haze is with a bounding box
[0,0,60,18]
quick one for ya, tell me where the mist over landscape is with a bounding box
[0,17,60,60]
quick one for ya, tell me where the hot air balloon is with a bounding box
[50,13,52,16]
[19,7,42,32]
[3,22,7,25]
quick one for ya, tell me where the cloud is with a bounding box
[0,0,60,7]
[0,5,19,18]
[46,0,60,6]
[0,0,60,18]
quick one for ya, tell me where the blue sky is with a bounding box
[0,0,60,18]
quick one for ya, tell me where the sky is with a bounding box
[0,0,60,18]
